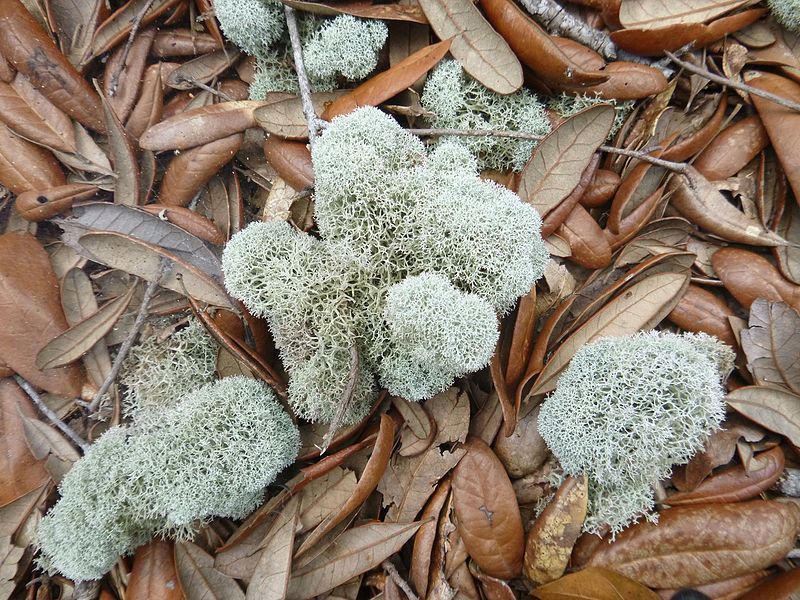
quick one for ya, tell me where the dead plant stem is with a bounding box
[284,5,321,143]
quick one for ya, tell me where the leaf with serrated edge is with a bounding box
[175,541,244,600]
[519,105,615,220]
[36,284,134,370]
[286,521,421,600]
[619,0,750,29]
[727,385,800,447]
[529,270,689,397]
[417,0,522,94]
[246,498,298,600]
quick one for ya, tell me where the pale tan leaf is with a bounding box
[619,0,750,29]
[299,469,357,534]
[727,385,800,447]
[417,0,522,94]
[18,409,79,483]
[286,521,422,600]
[254,92,344,139]
[175,541,245,600]
[0,535,24,600]
[519,105,615,219]
[36,284,134,370]
[740,299,800,394]
[246,498,298,600]
[529,270,690,397]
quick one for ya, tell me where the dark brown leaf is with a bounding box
[88,0,183,60]
[102,27,155,123]
[711,248,800,312]
[0,121,65,194]
[667,283,738,349]
[128,540,182,600]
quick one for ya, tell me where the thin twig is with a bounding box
[284,5,321,143]
[108,0,156,97]
[87,259,170,413]
[14,376,90,453]
[666,51,800,113]
[406,127,689,173]
[172,76,234,101]
[382,560,419,600]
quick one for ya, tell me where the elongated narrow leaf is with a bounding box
[246,498,299,600]
[36,285,135,370]
[286,521,421,600]
[418,0,522,94]
[619,0,750,29]
[519,105,615,219]
[175,542,244,600]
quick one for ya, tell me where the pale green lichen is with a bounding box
[768,0,800,32]
[213,0,285,56]
[421,59,551,171]
[537,331,733,535]
[222,108,548,418]
[36,377,299,581]
[303,15,387,82]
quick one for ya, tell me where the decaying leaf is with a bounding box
[618,0,750,29]
[128,540,183,600]
[587,500,800,588]
[246,497,299,600]
[532,566,659,600]
[727,385,800,447]
[741,299,800,393]
[175,541,245,599]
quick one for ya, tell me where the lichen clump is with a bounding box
[768,0,800,32]
[36,377,299,581]
[421,59,551,171]
[223,107,548,423]
[537,331,733,535]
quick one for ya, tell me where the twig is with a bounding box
[108,0,156,97]
[171,76,234,101]
[87,259,170,413]
[666,51,800,113]
[284,5,322,143]
[383,560,419,600]
[406,127,689,173]
[320,345,359,455]
[14,376,90,453]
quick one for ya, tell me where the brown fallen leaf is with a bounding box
[16,184,99,223]
[519,104,615,220]
[727,385,800,447]
[618,0,750,29]
[524,474,588,585]
[45,0,105,67]
[284,0,428,23]
[667,283,738,349]
[693,115,769,181]
[587,500,800,588]
[285,521,422,600]
[656,570,769,600]
[246,497,299,600]
[452,438,524,579]
[322,39,452,120]
[88,0,183,61]
[711,248,800,312]
[533,566,659,600]
[410,478,451,597]
[128,540,183,600]
[140,205,226,246]
[737,567,800,600]
[418,0,522,94]
[559,204,612,270]
[263,136,314,191]
[566,61,669,100]
[255,92,345,140]
[102,27,155,124]
[580,169,620,208]
[0,0,105,132]
[175,541,245,599]
[98,85,140,207]
[0,379,50,508]
[126,63,165,142]
[151,29,222,57]
[661,93,727,162]
[493,403,549,479]
[741,299,800,393]
[0,233,82,397]
[166,46,241,91]
[0,121,65,194]
[666,446,784,506]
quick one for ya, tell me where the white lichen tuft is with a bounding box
[36,377,299,581]
[120,319,217,420]
[248,50,300,97]
[303,15,387,82]
[768,0,800,32]
[213,0,285,56]
[421,59,551,171]
[537,331,732,535]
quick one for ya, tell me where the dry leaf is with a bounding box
[737,567,800,600]
[410,478,451,597]
[618,0,750,29]
[18,410,79,482]
[452,438,524,579]
[667,284,738,349]
[175,541,245,599]
[567,61,668,100]
[524,474,587,585]
[255,93,343,139]
[0,233,82,396]
[286,521,422,600]
[711,248,800,312]
[559,204,612,270]
[587,500,800,588]
[88,0,184,60]
[166,46,241,91]
[519,105,615,220]
[741,299,800,393]
[693,115,769,181]
[727,385,800,447]
[246,498,299,600]
[263,136,314,192]
[580,169,620,208]
[532,567,659,600]
[283,0,428,23]
[418,0,522,94]
[128,540,183,600]
[0,121,65,194]
[493,404,548,479]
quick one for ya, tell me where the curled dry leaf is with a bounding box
[580,169,620,208]
[98,86,140,207]
[0,379,49,508]
[711,248,800,312]
[693,115,769,181]
[141,205,226,246]
[255,92,345,140]
[519,104,615,221]
[128,540,183,600]
[504,286,537,391]
[0,0,105,132]
[737,567,800,600]
[745,71,800,202]
[0,233,82,397]
[493,404,548,479]
[668,167,787,247]
[0,122,65,194]
[88,0,183,60]
[727,385,800,447]
[452,438,524,579]
[618,0,751,29]
[661,93,727,162]
[246,498,299,600]
[166,46,241,91]
[126,63,165,142]
[140,100,267,151]
[656,570,769,600]
[667,283,738,349]
[567,61,669,100]
[286,521,422,600]
[532,566,659,600]
[524,474,588,585]
[418,0,522,94]
[16,184,98,223]
[151,29,222,57]
[410,478,451,597]
[558,204,611,270]
[263,136,314,192]
[741,299,800,393]
[102,27,155,124]
[586,500,800,588]
[159,132,244,207]
[478,0,607,88]
[19,409,79,482]
[665,446,784,506]
[284,0,428,23]
[322,39,452,120]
